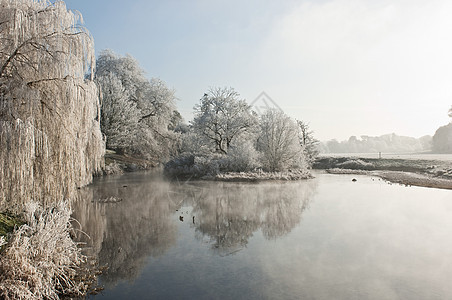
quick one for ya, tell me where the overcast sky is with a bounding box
[63,0,452,141]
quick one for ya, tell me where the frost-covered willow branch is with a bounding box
[0,0,105,210]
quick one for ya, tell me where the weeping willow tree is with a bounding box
[0,0,105,210]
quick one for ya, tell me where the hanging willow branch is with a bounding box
[0,0,105,210]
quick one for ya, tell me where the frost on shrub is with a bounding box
[180,131,213,156]
[164,153,225,178]
[0,201,94,300]
[164,154,196,178]
[224,140,259,172]
[192,154,224,177]
[103,162,124,175]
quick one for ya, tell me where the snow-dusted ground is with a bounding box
[209,169,312,181]
[320,153,452,161]
[316,153,452,190]
[326,168,452,190]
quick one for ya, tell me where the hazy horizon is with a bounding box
[64,0,452,141]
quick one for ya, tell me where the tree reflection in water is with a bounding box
[72,172,317,287]
[187,180,316,256]
[73,172,180,287]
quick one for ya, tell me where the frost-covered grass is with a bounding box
[0,201,98,300]
[315,155,452,175]
[325,168,370,175]
[214,169,312,181]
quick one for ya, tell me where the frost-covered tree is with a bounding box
[296,120,319,167]
[95,50,178,160]
[0,0,105,209]
[257,109,305,172]
[96,72,139,150]
[168,110,183,131]
[191,87,257,154]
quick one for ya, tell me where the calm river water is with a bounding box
[73,171,452,300]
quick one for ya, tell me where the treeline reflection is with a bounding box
[188,181,316,255]
[72,172,317,286]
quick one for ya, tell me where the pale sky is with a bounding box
[64,0,452,141]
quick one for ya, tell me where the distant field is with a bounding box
[319,153,452,161]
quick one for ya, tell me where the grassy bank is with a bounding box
[314,155,452,190]
[102,150,158,175]
[314,156,452,177]
[212,170,313,182]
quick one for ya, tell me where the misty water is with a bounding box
[73,171,452,300]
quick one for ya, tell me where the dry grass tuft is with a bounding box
[0,201,96,300]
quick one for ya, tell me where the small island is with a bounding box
[163,87,319,181]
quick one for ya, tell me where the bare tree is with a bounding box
[296,120,319,167]
[257,109,305,172]
[191,87,257,154]
[0,0,105,209]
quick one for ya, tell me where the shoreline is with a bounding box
[164,169,313,183]
[104,152,452,189]
[315,155,452,190]
[325,168,452,190]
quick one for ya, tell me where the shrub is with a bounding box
[336,159,374,170]
[103,162,124,175]
[223,141,259,172]
[164,153,227,178]
[0,202,95,300]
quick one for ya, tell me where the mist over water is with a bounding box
[74,171,452,299]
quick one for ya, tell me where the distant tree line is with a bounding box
[320,106,452,154]
[320,134,432,154]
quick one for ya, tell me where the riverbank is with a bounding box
[208,169,312,181]
[164,169,312,182]
[102,150,158,175]
[315,156,452,190]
